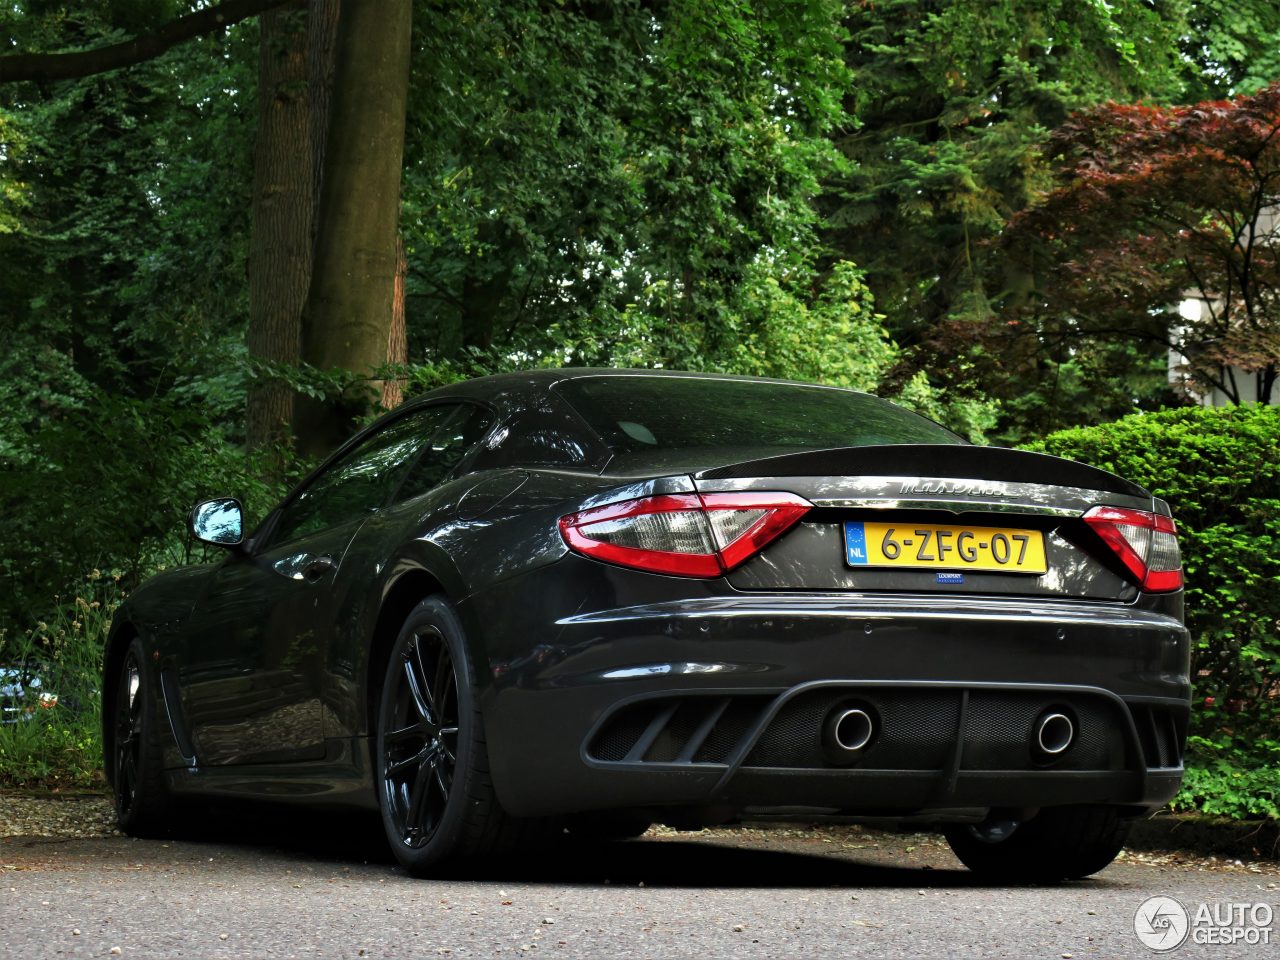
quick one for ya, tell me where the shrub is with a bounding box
[1171,744,1280,820]
[1030,404,1280,808]
[0,391,296,637]
[0,572,125,789]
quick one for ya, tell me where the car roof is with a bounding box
[412,367,877,413]
[335,368,893,479]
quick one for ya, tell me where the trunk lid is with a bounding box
[692,445,1155,601]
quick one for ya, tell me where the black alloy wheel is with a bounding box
[376,597,561,873]
[109,637,170,836]
[380,624,460,849]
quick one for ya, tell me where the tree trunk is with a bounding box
[1262,363,1278,404]
[246,4,311,457]
[297,0,412,459]
[381,236,408,410]
[306,0,341,242]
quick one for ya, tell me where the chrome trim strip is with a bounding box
[809,497,1079,517]
[556,594,1187,629]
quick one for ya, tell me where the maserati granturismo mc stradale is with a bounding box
[105,370,1190,879]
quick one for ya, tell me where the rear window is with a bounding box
[554,376,963,456]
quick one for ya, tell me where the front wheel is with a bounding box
[944,805,1131,882]
[108,637,172,837]
[375,596,549,874]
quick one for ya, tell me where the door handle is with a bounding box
[301,555,337,582]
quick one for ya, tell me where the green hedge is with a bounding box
[1029,404,1280,819]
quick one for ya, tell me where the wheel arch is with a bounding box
[365,567,451,738]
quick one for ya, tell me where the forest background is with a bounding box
[2,0,1279,822]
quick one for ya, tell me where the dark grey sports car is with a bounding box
[105,370,1189,879]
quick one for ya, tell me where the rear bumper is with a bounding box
[580,680,1185,815]
[466,581,1190,820]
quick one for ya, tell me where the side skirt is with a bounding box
[163,736,378,811]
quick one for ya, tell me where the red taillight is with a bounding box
[558,492,812,578]
[1083,506,1182,592]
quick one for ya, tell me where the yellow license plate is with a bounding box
[843,521,1047,574]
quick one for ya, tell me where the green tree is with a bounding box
[1178,0,1280,100]
[1001,83,1280,407]
[2,1,416,460]
[0,0,293,83]
[820,0,1186,345]
[0,10,259,426]
[401,0,854,378]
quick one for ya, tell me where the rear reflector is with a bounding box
[559,492,812,577]
[1083,506,1182,592]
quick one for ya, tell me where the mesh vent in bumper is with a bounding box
[587,695,771,765]
[1128,703,1187,768]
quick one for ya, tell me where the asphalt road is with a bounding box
[2,810,1277,960]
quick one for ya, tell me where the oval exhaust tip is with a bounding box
[830,708,874,753]
[1035,712,1074,755]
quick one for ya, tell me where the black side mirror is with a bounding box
[189,498,244,548]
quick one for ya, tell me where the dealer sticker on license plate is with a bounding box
[843,521,1047,574]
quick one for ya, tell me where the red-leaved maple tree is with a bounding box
[1004,83,1280,404]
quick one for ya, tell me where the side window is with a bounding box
[270,405,455,546]
[393,404,494,504]
[468,394,605,472]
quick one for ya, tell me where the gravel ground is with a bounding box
[0,794,118,840]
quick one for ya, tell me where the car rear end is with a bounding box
[466,374,1190,840]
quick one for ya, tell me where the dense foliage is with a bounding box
[820,0,1191,438]
[405,0,852,372]
[824,0,1185,334]
[1033,405,1280,819]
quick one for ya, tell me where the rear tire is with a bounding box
[108,638,172,837]
[375,596,552,875]
[944,805,1131,882]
